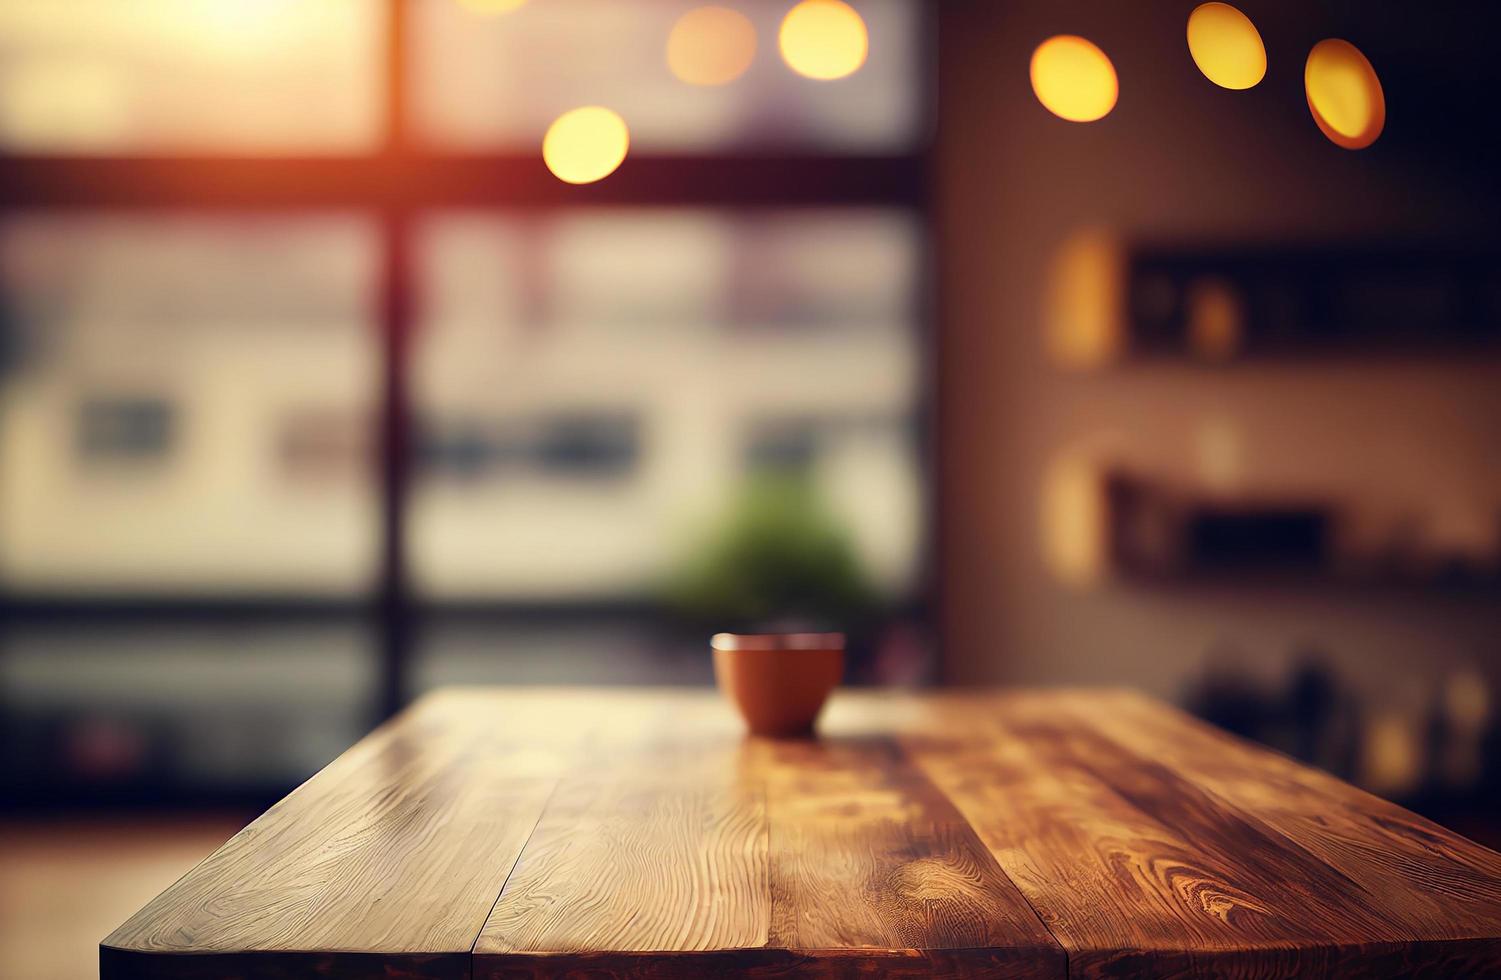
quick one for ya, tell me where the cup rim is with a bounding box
[711,632,845,652]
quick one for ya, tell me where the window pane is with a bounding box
[1,621,374,795]
[411,208,924,602]
[410,0,924,152]
[0,0,382,153]
[0,215,380,595]
[415,620,714,689]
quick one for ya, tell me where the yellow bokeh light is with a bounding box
[667,6,757,87]
[457,0,527,14]
[1305,38,1385,150]
[1186,2,1266,90]
[542,107,629,185]
[1030,35,1118,123]
[1362,712,1422,796]
[778,0,868,81]
[1041,453,1108,589]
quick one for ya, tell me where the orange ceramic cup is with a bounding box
[711,632,844,737]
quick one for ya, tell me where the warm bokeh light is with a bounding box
[1194,416,1245,492]
[0,0,378,154]
[778,0,869,81]
[1305,38,1385,149]
[1030,35,1118,122]
[1044,228,1124,370]
[542,106,629,184]
[412,0,919,152]
[1363,711,1422,796]
[1041,453,1107,588]
[1185,278,1245,361]
[667,6,757,87]
[457,0,528,14]
[1186,2,1266,90]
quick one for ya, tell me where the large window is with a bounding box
[0,0,931,800]
[0,0,382,153]
[0,215,379,595]
[408,0,921,151]
[410,209,922,600]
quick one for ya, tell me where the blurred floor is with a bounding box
[0,814,246,980]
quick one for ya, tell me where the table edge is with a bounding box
[99,945,469,980]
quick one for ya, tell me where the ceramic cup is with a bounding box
[711,632,844,737]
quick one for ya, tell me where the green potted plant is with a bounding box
[662,474,879,638]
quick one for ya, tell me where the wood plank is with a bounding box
[907,699,1330,965]
[102,692,558,980]
[473,705,771,979]
[477,728,1063,979]
[103,687,1501,980]
[903,690,1501,978]
[1068,692,1501,967]
[908,695,1368,976]
[479,772,770,957]
[759,735,1059,966]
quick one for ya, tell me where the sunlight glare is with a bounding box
[457,0,528,15]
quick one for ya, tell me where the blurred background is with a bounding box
[1,1,1500,976]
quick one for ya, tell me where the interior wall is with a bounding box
[936,0,1501,710]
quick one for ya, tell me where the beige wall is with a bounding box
[936,1,1501,707]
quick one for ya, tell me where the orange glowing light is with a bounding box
[1185,278,1245,361]
[778,0,868,81]
[667,6,757,87]
[1305,38,1385,149]
[1030,35,1118,123]
[542,107,629,184]
[1044,229,1124,370]
[1186,3,1266,90]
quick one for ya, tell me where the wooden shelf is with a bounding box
[1104,472,1501,595]
[1123,242,1501,362]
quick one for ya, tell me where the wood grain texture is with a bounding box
[758,736,1058,959]
[476,732,1061,979]
[101,694,557,980]
[892,690,1501,978]
[479,774,770,956]
[104,687,1501,980]
[1057,690,1501,977]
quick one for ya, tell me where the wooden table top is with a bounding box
[102,687,1501,979]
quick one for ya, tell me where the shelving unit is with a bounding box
[1125,242,1501,362]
